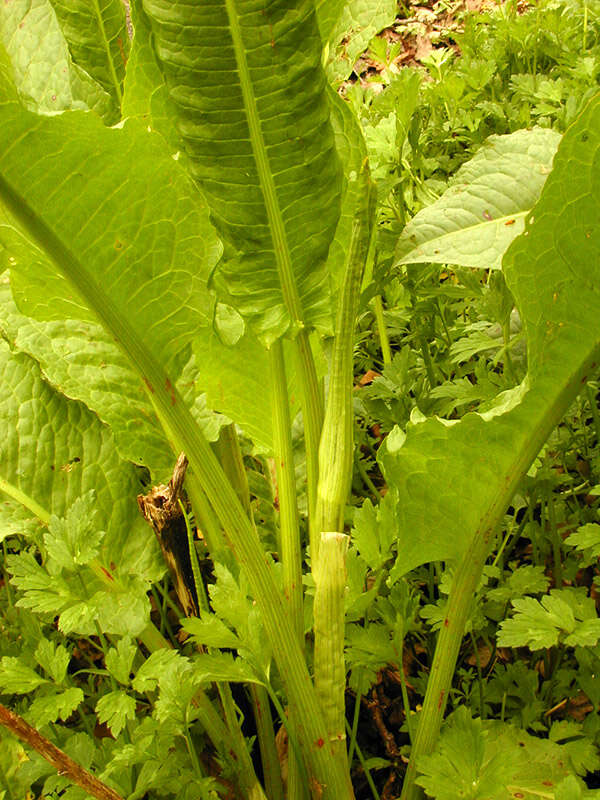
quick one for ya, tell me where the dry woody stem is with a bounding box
[0,703,124,800]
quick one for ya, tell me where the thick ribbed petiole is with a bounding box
[214,423,252,517]
[313,163,376,562]
[313,531,349,765]
[270,340,304,643]
[294,329,324,559]
[211,424,284,799]
[270,338,307,800]
[250,684,284,800]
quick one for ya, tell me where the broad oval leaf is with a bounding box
[394,128,561,270]
[143,0,343,344]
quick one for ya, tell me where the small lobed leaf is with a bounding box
[0,656,48,693]
[345,623,397,691]
[565,619,600,648]
[132,649,182,695]
[9,550,151,637]
[85,588,150,639]
[7,552,74,616]
[105,639,137,686]
[208,564,255,636]
[566,523,600,558]
[57,601,96,636]
[486,564,550,605]
[95,689,137,738]
[550,721,600,777]
[0,499,42,544]
[498,589,600,651]
[191,653,264,686]
[182,615,241,651]
[44,491,105,570]
[152,655,200,727]
[498,596,571,650]
[485,661,543,729]
[34,639,70,684]
[416,706,576,800]
[207,563,271,675]
[27,687,84,728]
[352,498,395,572]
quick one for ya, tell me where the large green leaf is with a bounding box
[143,0,343,344]
[0,332,160,580]
[380,95,600,578]
[0,104,214,370]
[394,128,561,270]
[0,277,227,479]
[0,91,222,479]
[49,0,129,109]
[0,0,115,119]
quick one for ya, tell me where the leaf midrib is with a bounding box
[92,0,123,104]
[396,210,528,266]
[223,0,304,331]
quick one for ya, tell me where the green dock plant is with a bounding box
[0,1,599,799]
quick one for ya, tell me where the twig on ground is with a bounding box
[0,703,125,800]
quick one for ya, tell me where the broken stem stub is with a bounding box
[137,452,199,617]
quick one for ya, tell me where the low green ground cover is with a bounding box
[0,1,599,799]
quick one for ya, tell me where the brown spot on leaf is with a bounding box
[165,378,176,405]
